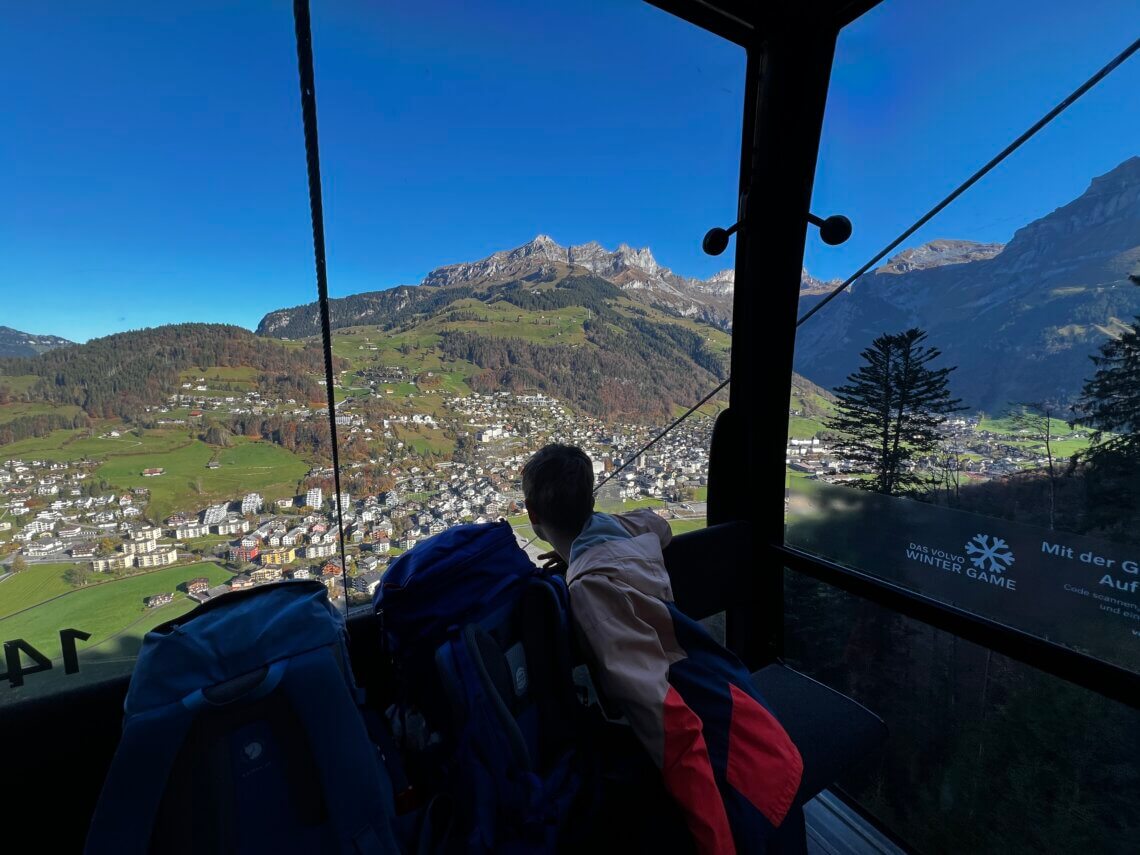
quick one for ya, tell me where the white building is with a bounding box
[136,549,178,569]
[212,518,251,536]
[241,493,264,515]
[92,554,134,573]
[174,522,209,539]
[202,504,229,526]
[302,542,336,559]
[306,487,323,509]
[121,538,158,555]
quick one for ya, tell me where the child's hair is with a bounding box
[521,444,595,534]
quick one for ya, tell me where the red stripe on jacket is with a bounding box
[726,684,804,826]
[662,685,736,855]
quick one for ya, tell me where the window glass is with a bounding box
[787,0,1140,674]
[0,1,739,702]
[785,571,1140,853]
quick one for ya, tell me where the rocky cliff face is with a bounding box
[876,239,1005,275]
[420,234,735,328]
[794,157,1140,411]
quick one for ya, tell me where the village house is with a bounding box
[249,566,283,584]
[230,544,260,564]
[260,547,297,566]
[352,571,383,596]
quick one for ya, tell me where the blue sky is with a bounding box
[3,0,1138,342]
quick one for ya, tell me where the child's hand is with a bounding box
[537,550,567,573]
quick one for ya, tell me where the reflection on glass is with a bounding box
[784,573,1140,854]
[788,159,1140,672]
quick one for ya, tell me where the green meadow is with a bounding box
[96,437,309,521]
[0,561,232,661]
[0,562,77,619]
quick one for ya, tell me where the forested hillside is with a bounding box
[0,324,339,419]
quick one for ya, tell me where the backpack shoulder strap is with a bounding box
[84,702,196,855]
[279,645,402,854]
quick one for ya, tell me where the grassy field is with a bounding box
[0,561,232,661]
[976,413,1091,460]
[397,426,455,457]
[0,375,42,396]
[0,427,94,460]
[178,366,259,388]
[668,518,707,535]
[595,497,666,513]
[1,422,311,521]
[0,402,85,425]
[96,437,309,521]
[788,415,828,440]
[0,562,78,619]
[0,425,190,463]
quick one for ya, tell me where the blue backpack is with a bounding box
[86,580,402,855]
[374,521,585,853]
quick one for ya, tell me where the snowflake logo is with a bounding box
[965,534,1015,573]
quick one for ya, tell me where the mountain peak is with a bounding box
[1093,155,1140,184]
[613,243,660,275]
[0,325,75,357]
[509,234,567,262]
[1001,156,1140,264]
[877,239,1005,275]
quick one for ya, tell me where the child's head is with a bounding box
[521,444,595,539]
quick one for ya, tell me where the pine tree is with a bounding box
[1071,274,1140,536]
[827,328,963,495]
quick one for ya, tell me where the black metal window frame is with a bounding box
[648,0,1140,712]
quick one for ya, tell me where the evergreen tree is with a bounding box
[1071,274,1140,536]
[827,328,963,495]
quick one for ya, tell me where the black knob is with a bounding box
[819,214,852,246]
[702,227,731,256]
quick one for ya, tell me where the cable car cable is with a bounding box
[593,376,730,496]
[292,0,351,602]
[796,34,1140,328]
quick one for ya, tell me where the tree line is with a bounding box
[0,324,338,419]
[0,411,91,445]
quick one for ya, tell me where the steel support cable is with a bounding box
[516,376,729,553]
[593,376,730,496]
[796,34,1140,328]
[588,38,1138,530]
[293,0,351,600]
